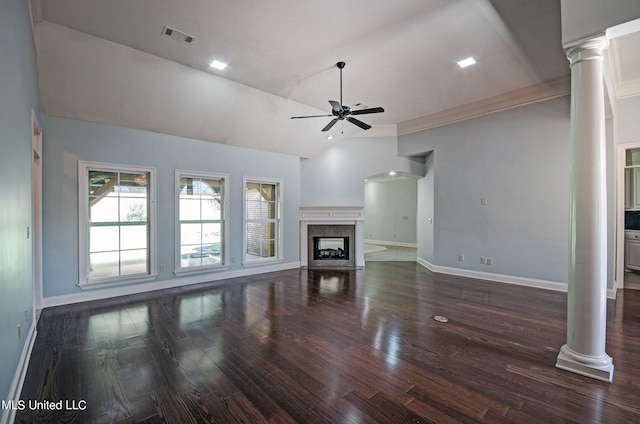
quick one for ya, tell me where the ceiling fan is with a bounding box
[291,61,385,132]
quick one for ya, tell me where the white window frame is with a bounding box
[174,170,229,275]
[78,161,157,289]
[243,176,283,266]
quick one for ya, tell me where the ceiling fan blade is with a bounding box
[291,114,333,119]
[322,118,339,132]
[329,100,343,113]
[347,117,371,130]
[351,107,385,115]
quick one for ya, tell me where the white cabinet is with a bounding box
[625,231,640,270]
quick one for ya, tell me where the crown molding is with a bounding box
[397,76,571,136]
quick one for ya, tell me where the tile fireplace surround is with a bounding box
[300,206,365,269]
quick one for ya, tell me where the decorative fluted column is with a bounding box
[555,36,613,383]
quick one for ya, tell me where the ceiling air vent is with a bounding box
[161,26,194,44]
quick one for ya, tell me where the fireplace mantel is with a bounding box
[300,206,364,222]
[300,206,364,268]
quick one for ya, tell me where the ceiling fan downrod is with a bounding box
[337,61,345,107]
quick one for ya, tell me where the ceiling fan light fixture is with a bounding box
[209,60,228,70]
[457,57,476,69]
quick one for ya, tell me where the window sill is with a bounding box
[78,273,158,290]
[242,258,283,268]
[174,265,230,277]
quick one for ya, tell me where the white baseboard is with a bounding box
[416,256,435,272]
[417,258,617,299]
[41,261,301,308]
[365,239,417,248]
[1,321,37,424]
[416,257,569,293]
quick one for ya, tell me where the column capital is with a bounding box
[565,36,609,67]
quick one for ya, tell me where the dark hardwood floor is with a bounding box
[16,262,640,423]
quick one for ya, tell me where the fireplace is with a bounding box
[300,207,364,269]
[307,224,355,267]
[313,237,349,260]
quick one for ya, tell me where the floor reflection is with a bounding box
[306,269,355,296]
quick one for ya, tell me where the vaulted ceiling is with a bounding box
[29,0,639,158]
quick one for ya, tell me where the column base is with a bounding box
[556,344,614,383]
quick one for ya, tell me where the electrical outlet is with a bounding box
[487,258,493,266]
[481,257,487,265]
[25,310,28,321]
[160,264,166,272]
[481,198,488,205]
[17,324,21,340]
[458,255,464,262]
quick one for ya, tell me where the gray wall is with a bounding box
[300,135,424,206]
[41,115,301,299]
[0,0,40,411]
[364,178,417,244]
[400,97,573,284]
[617,96,640,144]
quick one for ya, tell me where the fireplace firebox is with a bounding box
[313,237,349,260]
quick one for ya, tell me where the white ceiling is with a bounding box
[30,0,639,157]
[608,29,640,98]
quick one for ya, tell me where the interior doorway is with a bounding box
[363,171,418,262]
[31,110,42,312]
[617,142,640,291]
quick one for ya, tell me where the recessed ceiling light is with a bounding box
[326,134,334,140]
[389,171,396,176]
[457,57,476,69]
[209,60,228,70]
